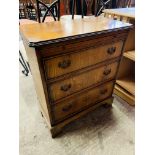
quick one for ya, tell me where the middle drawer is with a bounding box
[48,61,119,102]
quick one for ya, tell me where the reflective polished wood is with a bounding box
[20,16,131,46]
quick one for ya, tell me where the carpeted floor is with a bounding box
[19,67,135,155]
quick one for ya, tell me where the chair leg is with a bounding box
[19,51,30,76]
[81,0,84,18]
[19,58,29,76]
[27,62,31,71]
[72,0,75,19]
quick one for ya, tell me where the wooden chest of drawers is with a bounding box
[20,16,131,137]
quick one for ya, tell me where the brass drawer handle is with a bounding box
[58,60,71,69]
[107,47,116,55]
[100,89,108,95]
[62,103,73,112]
[103,69,111,76]
[60,84,71,91]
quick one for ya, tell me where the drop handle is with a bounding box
[107,47,116,55]
[60,84,71,91]
[62,103,73,112]
[100,89,108,95]
[103,69,111,76]
[58,60,71,69]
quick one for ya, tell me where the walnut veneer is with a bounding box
[20,16,132,137]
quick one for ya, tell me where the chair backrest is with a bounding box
[96,0,112,16]
[28,0,102,22]
[71,0,98,18]
[35,0,60,22]
[81,0,111,17]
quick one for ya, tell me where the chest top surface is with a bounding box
[20,16,132,47]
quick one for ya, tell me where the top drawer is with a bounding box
[44,41,123,80]
[38,29,128,58]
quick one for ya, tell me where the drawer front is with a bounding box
[53,81,114,122]
[44,41,123,79]
[38,30,128,58]
[49,61,118,101]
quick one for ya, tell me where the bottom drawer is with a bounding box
[52,81,114,123]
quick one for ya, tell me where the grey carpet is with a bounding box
[19,67,135,155]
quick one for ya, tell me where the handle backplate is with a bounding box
[100,89,108,95]
[60,84,71,91]
[107,47,116,55]
[62,103,73,112]
[103,69,111,76]
[58,60,71,69]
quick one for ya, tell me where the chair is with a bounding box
[61,0,99,20]
[96,0,111,16]
[19,0,58,24]
[35,0,77,21]
[19,1,38,76]
[75,0,98,17]
[35,0,60,22]
[19,0,61,76]
[19,40,30,76]
[70,0,110,19]
[19,0,102,76]
[35,0,100,21]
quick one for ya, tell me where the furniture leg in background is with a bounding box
[19,51,30,76]
[19,40,31,76]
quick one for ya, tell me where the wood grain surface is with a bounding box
[20,16,132,136]
[44,41,123,79]
[49,61,118,101]
[53,81,114,123]
[20,16,131,46]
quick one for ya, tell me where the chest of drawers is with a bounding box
[20,16,132,137]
